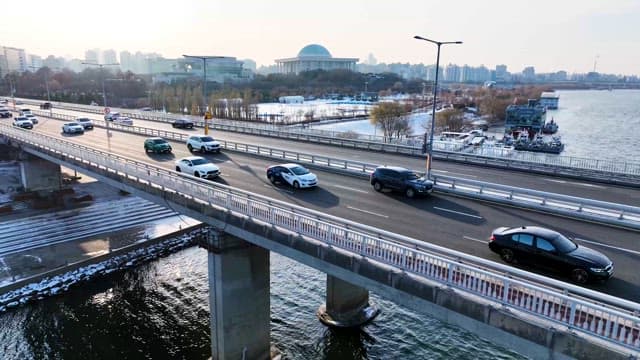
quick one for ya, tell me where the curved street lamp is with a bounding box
[413,35,462,179]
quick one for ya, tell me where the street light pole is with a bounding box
[182,55,225,135]
[82,62,119,150]
[414,35,462,179]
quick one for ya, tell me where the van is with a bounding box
[20,108,32,115]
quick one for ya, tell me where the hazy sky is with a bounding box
[3,0,639,75]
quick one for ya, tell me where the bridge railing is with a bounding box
[2,123,639,352]
[19,99,640,182]
[27,109,640,231]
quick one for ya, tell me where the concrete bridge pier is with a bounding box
[206,229,271,360]
[317,275,380,327]
[19,152,61,192]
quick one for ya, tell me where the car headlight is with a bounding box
[589,267,607,273]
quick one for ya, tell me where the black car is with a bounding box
[40,102,52,109]
[171,118,194,129]
[488,226,613,284]
[0,110,11,118]
[369,166,433,198]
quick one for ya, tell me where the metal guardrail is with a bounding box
[1,123,639,353]
[28,109,640,231]
[17,98,640,184]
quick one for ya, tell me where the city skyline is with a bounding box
[2,0,639,76]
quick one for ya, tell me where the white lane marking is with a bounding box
[263,184,293,194]
[543,178,606,189]
[433,206,483,219]
[347,206,389,218]
[574,238,640,256]
[432,170,478,178]
[463,236,488,244]
[329,184,369,194]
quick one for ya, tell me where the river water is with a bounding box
[3,90,636,359]
[312,89,640,163]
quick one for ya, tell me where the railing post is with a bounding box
[568,302,577,328]
[502,280,510,304]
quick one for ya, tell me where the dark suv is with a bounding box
[370,166,433,198]
[171,118,194,129]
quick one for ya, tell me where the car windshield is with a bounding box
[16,117,27,120]
[77,118,89,122]
[290,166,309,175]
[200,137,214,142]
[405,172,420,180]
[26,114,35,117]
[191,158,209,166]
[153,139,167,144]
[553,234,578,253]
[67,123,79,126]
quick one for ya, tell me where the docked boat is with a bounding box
[514,134,564,154]
[541,118,558,134]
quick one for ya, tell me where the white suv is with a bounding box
[113,116,133,126]
[104,112,120,121]
[175,156,220,179]
[187,135,221,153]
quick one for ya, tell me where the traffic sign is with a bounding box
[104,107,111,114]
[204,111,213,120]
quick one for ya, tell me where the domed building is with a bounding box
[275,44,358,74]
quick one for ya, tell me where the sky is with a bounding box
[2,0,639,75]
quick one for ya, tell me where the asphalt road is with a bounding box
[16,111,640,302]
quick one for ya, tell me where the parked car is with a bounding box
[40,102,52,109]
[488,226,613,284]
[144,137,172,154]
[62,122,85,134]
[13,117,33,129]
[187,135,221,153]
[266,163,318,189]
[113,116,133,126]
[76,117,94,129]
[172,118,194,129]
[104,112,120,121]
[369,166,433,198]
[175,156,220,179]
[0,108,11,118]
[24,114,38,124]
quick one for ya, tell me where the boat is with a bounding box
[541,118,558,134]
[513,134,564,154]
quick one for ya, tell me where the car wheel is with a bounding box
[201,146,206,153]
[144,147,149,152]
[269,174,276,184]
[500,249,515,264]
[571,268,589,284]
[293,181,300,189]
[172,124,177,128]
[187,144,193,152]
[175,166,181,172]
[194,171,200,178]
[373,181,383,192]
[405,187,416,198]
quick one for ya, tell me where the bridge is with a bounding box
[1,103,640,359]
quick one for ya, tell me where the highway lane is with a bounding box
[23,116,640,302]
[43,106,640,207]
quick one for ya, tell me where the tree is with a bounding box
[370,102,411,142]
[436,108,464,132]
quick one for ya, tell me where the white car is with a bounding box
[175,156,220,179]
[24,114,38,124]
[113,116,133,126]
[76,117,94,129]
[187,135,221,153]
[13,117,33,129]
[266,163,318,189]
[62,122,85,134]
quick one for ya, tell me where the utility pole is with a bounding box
[182,55,225,135]
[82,62,119,151]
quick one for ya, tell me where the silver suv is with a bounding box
[187,135,221,153]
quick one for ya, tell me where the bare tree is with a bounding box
[370,102,411,142]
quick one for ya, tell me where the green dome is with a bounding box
[297,44,332,58]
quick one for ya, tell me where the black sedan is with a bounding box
[171,118,194,129]
[488,226,613,284]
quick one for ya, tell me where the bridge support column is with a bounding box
[206,229,271,360]
[19,152,61,192]
[317,275,380,327]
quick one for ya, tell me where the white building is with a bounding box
[275,44,358,74]
[1,46,28,76]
